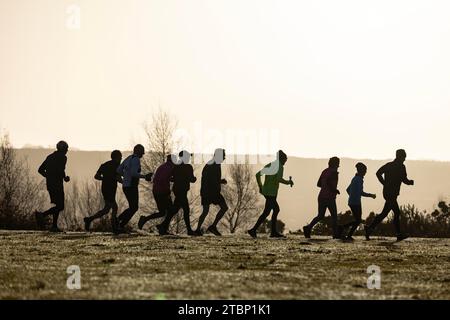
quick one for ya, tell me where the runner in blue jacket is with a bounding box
[340,162,376,240]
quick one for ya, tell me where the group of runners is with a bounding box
[35,141,414,241]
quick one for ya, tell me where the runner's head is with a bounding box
[396,149,407,163]
[179,150,193,164]
[166,154,176,164]
[56,141,69,154]
[133,144,145,158]
[277,150,288,165]
[355,162,367,176]
[213,148,226,164]
[111,150,122,163]
[328,156,340,169]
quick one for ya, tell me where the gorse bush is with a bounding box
[311,203,450,238]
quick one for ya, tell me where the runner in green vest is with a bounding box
[248,150,294,238]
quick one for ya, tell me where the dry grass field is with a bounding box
[1,230,449,299]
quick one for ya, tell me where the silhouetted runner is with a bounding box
[84,150,122,234]
[248,150,293,238]
[365,149,414,242]
[303,157,341,239]
[340,162,376,241]
[35,141,70,232]
[116,144,152,232]
[138,154,175,235]
[195,148,228,236]
[171,151,197,235]
[146,150,197,236]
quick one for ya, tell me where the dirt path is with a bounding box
[1,230,449,299]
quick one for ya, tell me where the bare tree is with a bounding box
[221,161,262,233]
[136,108,179,230]
[140,108,207,234]
[140,108,178,214]
[0,133,44,229]
[79,181,105,217]
[142,107,178,173]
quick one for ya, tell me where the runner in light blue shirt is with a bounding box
[340,162,376,241]
[116,144,152,231]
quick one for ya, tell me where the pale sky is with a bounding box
[1,0,450,160]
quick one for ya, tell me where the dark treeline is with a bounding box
[304,203,450,238]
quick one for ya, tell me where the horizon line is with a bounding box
[16,147,450,163]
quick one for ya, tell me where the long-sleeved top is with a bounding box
[96,160,120,194]
[200,162,222,198]
[346,175,371,206]
[38,151,67,187]
[317,167,339,200]
[173,163,196,193]
[117,155,141,188]
[256,160,286,197]
[377,160,410,198]
[152,161,174,194]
